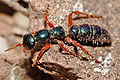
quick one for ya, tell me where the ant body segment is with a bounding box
[5,10,112,67]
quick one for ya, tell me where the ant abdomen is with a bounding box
[69,24,112,46]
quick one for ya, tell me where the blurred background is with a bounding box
[0,0,29,53]
[0,0,40,80]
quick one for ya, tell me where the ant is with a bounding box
[5,10,112,67]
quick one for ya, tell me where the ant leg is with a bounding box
[32,43,50,67]
[57,40,83,60]
[68,11,102,26]
[64,37,102,65]
[44,10,54,28]
[4,43,23,52]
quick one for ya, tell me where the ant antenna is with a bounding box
[4,43,23,52]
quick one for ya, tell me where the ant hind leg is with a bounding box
[64,37,103,65]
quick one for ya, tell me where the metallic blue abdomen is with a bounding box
[92,25,101,40]
[70,25,79,35]
[79,24,91,38]
[69,24,111,46]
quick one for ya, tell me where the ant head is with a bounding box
[23,34,35,50]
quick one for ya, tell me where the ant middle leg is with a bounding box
[57,40,83,60]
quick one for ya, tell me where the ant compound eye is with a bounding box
[23,34,35,50]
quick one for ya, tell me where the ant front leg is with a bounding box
[32,43,50,67]
[64,37,103,65]
[44,10,54,28]
[68,11,102,26]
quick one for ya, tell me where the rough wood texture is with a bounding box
[28,0,119,80]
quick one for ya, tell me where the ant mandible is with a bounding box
[5,9,112,67]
